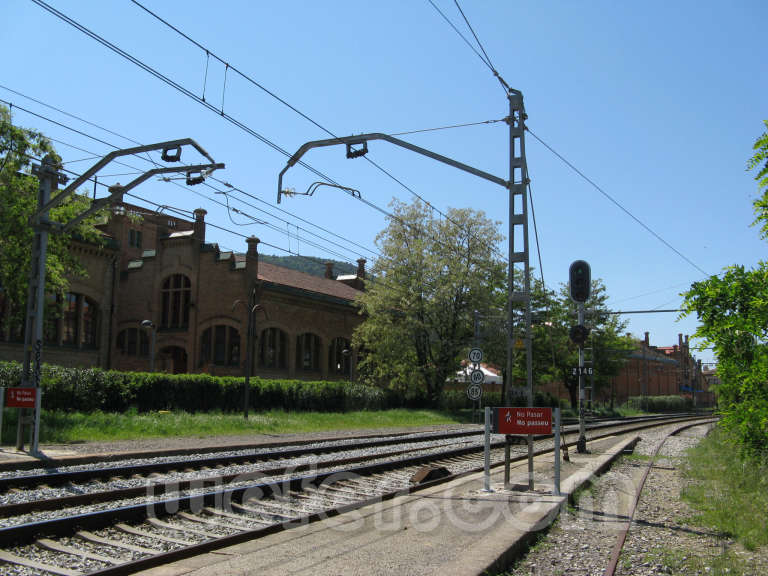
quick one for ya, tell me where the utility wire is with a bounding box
[127,0,509,265]
[21,1,503,267]
[387,118,504,136]
[426,0,491,71]
[0,92,380,260]
[452,0,508,93]
[526,127,710,277]
[5,91,495,273]
[30,0,339,186]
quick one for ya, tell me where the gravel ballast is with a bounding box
[506,423,768,576]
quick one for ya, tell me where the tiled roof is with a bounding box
[257,260,361,302]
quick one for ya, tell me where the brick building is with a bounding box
[0,204,365,380]
[541,331,715,408]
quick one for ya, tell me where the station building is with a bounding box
[0,203,365,380]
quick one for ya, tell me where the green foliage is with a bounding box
[627,395,692,412]
[258,254,357,278]
[1,408,464,445]
[682,264,768,457]
[681,121,768,458]
[748,119,768,239]
[354,198,506,402]
[682,428,768,551]
[0,104,105,335]
[0,361,394,413]
[521,277,635,407]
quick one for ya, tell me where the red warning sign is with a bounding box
[493,407,552,435]
[5,387,37,408]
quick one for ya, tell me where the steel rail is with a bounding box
[89,416,717,576]
[0,416,711,549]
[602,420,715,575]
[0,429,481,490]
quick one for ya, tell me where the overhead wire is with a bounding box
[10,0,500,270]
[0,91,379,261]
[0,86,380,259]
[3,90,502,274]
[526,127,710,277]
[387,118,505,137]
[126,0,510,265]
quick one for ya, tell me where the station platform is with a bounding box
[136,433,638,576]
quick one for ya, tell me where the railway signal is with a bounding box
[569,260,591,303]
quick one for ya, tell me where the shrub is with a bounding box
[0,361,387,413]
[627,395,693,413]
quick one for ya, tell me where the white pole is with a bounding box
[31,389,42,455]
[554,407,561,496]
[0,388,5,447]
[484,406,492,492]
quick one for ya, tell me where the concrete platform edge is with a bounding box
[476,434,640,576]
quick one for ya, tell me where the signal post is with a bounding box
[569,260,591,453]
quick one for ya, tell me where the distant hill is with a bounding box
[260,254,358,278]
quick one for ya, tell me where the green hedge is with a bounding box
[0,362,387,413]
[627,395,693,413]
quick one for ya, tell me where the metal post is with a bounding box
[577,303,587,453]
[554,407,561,496]
[244,288,257,420]
[18,155,56,451]
[505,90,531,406]
[149,328,156,372]
[483,406,492,492]
[31,390,42,455]
[504,436,511,487]
[0,387,5,446]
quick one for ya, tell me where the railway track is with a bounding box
[0,414,712,576]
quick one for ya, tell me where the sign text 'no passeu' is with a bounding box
[492,407,553,435]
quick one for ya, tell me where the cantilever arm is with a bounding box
[37,138,219,218]
[277,132,509,203]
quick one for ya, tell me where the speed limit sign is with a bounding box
[470,369,485,384]
[469,348,483,364]
[467,384,483,401]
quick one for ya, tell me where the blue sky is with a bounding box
[3,1,767,366]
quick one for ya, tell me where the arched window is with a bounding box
[329,337,351,376]
[116,328,148,356]
[259,327,287,370]
[62,292,78,345]
[161,274,191,329]
[296,333,320,372]
[200,325,240,366]
[82,297,98,348]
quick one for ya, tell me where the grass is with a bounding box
[682,428,768,551]
[646,545,748,575]
[1,408,469,445]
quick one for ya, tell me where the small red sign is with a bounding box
[493,407,552,435]
[5,387,37,409]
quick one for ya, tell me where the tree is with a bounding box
[353,199,506,403]
[518,277,634,408]
[0,104,103,339]
[681,121,768,457]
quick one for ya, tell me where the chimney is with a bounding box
[357,258,366,279]
[644,332,650,347]
[193,208,207,242]
[678,333,684,349]
[246,236,260,276]
[325,262,334,279]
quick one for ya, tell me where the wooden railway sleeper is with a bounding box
[115,523,194,546]
[146,517,219,539]
[36,537,121,565]
[75,530,157,555]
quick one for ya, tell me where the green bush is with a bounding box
[0,361,389,413]
[627,395,693,413]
